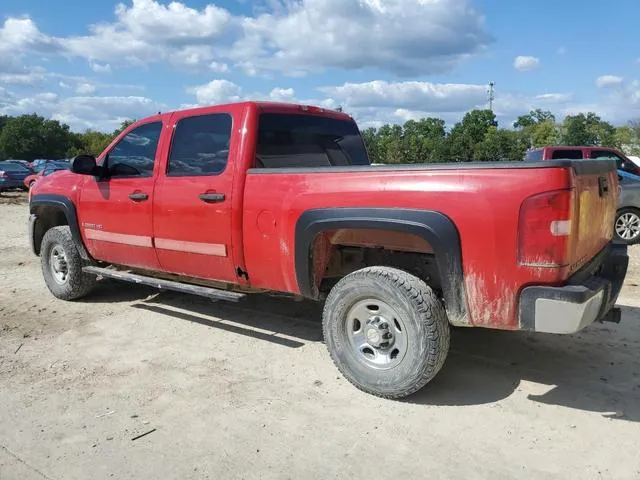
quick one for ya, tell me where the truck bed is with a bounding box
[242,159,618,329]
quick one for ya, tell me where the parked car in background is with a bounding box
[525,146,640,176]
[24,161,70,189]
[0,161,31,192]
[615,170,640,244]
[4,159,34,172]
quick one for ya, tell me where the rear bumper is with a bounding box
[518,242,628,334]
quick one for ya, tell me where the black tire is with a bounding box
[40,226,97,300]
[322,266,450,399]
[614,208,640,245]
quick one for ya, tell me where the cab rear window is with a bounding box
[255,114,369,168]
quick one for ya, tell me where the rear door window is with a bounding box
[591,150,624,168]
[255,114,369,168]
[167,113,232,176]
[551,149,583,160]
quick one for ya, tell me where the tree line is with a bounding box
[0,114,134,161]
[0,109,639,163]
[362,109,640,164]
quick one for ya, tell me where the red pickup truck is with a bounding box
[28,101,628,398]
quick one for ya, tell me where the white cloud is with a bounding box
[319,80,487,112]
[513,56,540,71]
[90,62,112,74]
[0,17,53,54]
[0,91,166,131]
[596,75,623,88]
[556,46,567,55]
[76,83,96,94]
[268,87,296,102]
[235,0,492,76]
[209,62,229,73]
[0,0,490,76]
[187,79,243,105]
[0,70,47,85]
[535,93,573,103]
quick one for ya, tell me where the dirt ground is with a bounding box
[1,191,640,480]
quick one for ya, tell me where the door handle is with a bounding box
[129,192,149,202]
[199,193,225,203]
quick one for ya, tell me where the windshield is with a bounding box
[0,162,29,172]
[524,149,543,161]
[256,113,370,168]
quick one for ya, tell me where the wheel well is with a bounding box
[311,229,441,295]
[618,206,640,215]
[32,206,69,255]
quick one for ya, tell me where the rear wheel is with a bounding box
[322,266,450,399]
[614,208,640,244]
[41,226,97,300]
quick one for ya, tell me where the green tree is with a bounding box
[473,127,527,162]
[112,119,136,137]
[620,119,640,156]
[561,112,615,146]
[362,127,380,163]
[531,120,558,147]
[447,109,497,161]
[376,124,404,164]
[67,130,114,157]
[0,114,75,161]
[513,109,555,129]
[402,117,447,163]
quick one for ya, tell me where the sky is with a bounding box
[1,0,639,132]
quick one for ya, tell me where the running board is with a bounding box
[82,266,246,302]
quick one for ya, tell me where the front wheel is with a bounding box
[322,266,450,399]
[614,208,640,245]
[40,226,97,300]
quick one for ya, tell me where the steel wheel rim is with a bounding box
[616,212,640,241]
[49,244,69,284]
[344,298,408,370]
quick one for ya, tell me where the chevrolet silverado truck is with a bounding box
[28,101,628,399]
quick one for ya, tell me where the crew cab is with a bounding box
[525,145,640,176]
[28,101,628,399]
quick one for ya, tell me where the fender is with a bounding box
[295,208,469,325]
[29,193,91,260]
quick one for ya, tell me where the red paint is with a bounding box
[30,101,619,330]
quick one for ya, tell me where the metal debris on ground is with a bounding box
[131,428,156,441]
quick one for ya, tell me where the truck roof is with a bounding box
[531,145,620,151]
[151,101,353,123]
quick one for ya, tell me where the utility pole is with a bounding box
[487,81,495,112]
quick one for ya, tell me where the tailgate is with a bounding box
[570,159,618,273]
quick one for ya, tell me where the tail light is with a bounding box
[518,188,575,267]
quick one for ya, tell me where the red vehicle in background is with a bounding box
[525,145,640,176]
[24,161,69,189]
[26,101,628,398]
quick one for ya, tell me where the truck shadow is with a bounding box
[410,304,640,422]
[84,282,640,421]
[129,289,324,348]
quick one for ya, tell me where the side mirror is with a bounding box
[70,154,98,175]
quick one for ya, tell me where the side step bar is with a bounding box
[82,266,246,302]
